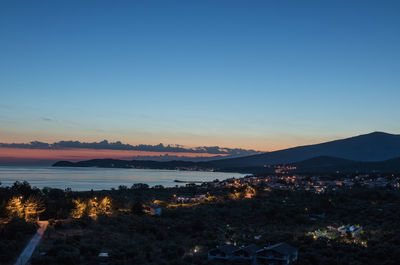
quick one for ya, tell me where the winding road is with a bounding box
[14,221,48,265]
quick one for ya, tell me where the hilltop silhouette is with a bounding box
[207,132,400,168]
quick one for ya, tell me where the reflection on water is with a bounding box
[0,166,246,191]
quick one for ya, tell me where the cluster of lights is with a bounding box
[6,196,45,222]
[71,196,112,219]
[307,225,367,247]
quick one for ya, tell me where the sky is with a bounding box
[1,0,400,151]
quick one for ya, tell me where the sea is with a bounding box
[0,166,247,191]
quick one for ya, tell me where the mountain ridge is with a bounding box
[205,132,400,168]
[52,132,400,173]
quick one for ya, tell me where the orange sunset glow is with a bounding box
[0,147,225,164]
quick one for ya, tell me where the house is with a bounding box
[98,252,110,265]
[195,194,206,200]
[255,243,298,265]
[176,196,190,203]
[232,244,261,260]
[338,225,362,238]
[148,204,162,216]
[245,187,256,198]
[208,244,239,261]
[176,194,206,203]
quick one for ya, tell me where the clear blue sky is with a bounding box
[1,0,399,150]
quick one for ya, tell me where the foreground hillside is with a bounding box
[1,180,400,265]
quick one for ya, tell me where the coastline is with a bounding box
[0,165,247,191]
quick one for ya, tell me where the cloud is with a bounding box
[41,117,54,122]
[0,140,261,156]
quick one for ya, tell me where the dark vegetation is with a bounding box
[0,218,37,264]
[1,180,400,264]
[0,181,41,264]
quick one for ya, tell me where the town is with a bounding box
[207,172,400,193]
[1,170,400,264]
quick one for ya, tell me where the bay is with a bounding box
[0,166,246,191]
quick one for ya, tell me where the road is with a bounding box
[14,221,48,265]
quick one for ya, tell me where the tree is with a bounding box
[118,185,128,191]
[71,197,112,219]
[71,199,86,218]
[98,197,112,215]
[131,200,144,216]
[6,196,45,221]
[87,198,99,218]
[11,181,35,197]
[131,183,149,190]
[24,196,45,221]
[6,197,24,218]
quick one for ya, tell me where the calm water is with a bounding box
[0,166,246,191]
